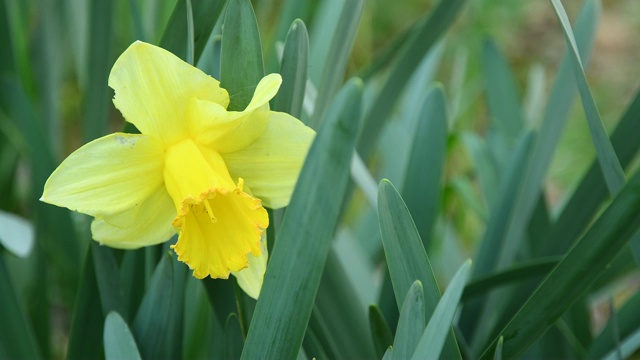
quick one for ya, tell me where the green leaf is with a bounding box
[91,242,125,317]
[272,19,308,120]
[411,260,471,360]
[461,257,559,302]
[550,0,625,195]
[540,85,640,257]
[0,253,41,359]
[66,247,103,360]
[392,281,425,360]
[402,85,448,248]
[481,39,523,142]
[357,0,469,160]
[377,179,461,360]
[310,0,363,126]
[480,169,640,359]
[309,250,377,359]
[0,210,34,258]
[242,79,362,359]
[132,253,174,359]
[220,0,264,111]
[82,0,113,142]
[104,312,141,360]
[493,337,503,360]
[224,314,244,360]
[600,328,640,360]
[159,0,226,63]
[369,305,394,359]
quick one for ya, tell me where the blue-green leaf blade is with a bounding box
[411,260,471,360]
[220,0,264,111]
[272,19,308,120]
[481,170,640,358]
[392,280,425,360]
[104,312,141,360]
[242,79,362,359]
[377,179,461,360]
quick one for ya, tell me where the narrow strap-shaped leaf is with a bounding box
[104,312,141,360]
[92,243,125,317]
[242,79,362,359]
[550,0,625,194]
[0,251,41,359]
[369,305,394,359]
[493,337,503,360]
[66,247,103,360]
[159,0,226,63]
[310,0,363,126]
[600,328,640,360]
[411,260,471,360]
[221,0,264,111]
[482,39,523,142]
[378,179,461,359]
[392,281,426,360]
[402,85,448,248]
[272,19,308,119]
[357,0,468,161]
[480,169,640,359]
[132,253,174,359]
[461,257,559,302]
[310,250,377,358]
[224,314,244,360]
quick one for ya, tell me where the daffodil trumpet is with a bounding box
[41,41,315,299]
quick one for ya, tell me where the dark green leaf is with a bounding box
[220,0,264,111]
[369,305,394,359]
[224,314,244,360]
[481,169,640,359]
[272,19,308,120]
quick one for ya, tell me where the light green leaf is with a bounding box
[402,85,448,248]
[482,39,523,142]
[104,312,141,360]
[242,79,362,359]
[378,179,461,359]
[392,281,425,360]
[411,260,471,360]
[550,0,624,196]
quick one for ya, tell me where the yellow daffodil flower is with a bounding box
[41,41,315,298]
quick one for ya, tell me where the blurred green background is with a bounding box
[1,0,640,359]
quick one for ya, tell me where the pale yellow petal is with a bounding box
[91,187,176,249]
[171,183,268,279]
[222,111,315,209]
[109,41,229,146]
[188,74,282,153]
[232,233,268,299]
[41,133,165,217]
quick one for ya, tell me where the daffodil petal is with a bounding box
[41,133,165,217]
[109,41,229,146]
[171,184,268,279]
[189,74,282,153]
[232,233,268,299]
[91,187,176,249]
[222,111,315,209]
